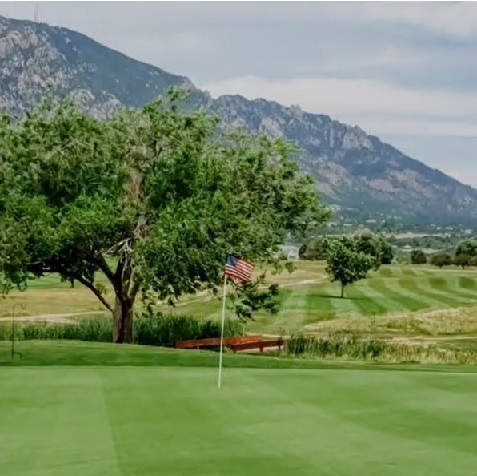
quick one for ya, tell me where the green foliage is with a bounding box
[284,261,296,275]
[300,232,393,265]
[134,314,244,346]
[0,314,245,346]
[410,249,427,265]
[454,254,471,269]
[325,237,375,297]
[0,317,112,342]
[284,333,477,364]
[285,332,386,359]
[456,240,477,257]
[299,237,329,260]
[354,231,394,265]
[430,254,452,268]
[0,88,330,342]
[228,275,281,320]
[379,239,394,264]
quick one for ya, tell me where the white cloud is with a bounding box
[313,3,477,39]
[200,76,477,138]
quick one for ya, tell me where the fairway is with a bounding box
[3,264,476,337]
[176,264,477,334]
[2,357,477,475]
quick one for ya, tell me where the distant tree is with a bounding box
[299,237,329,260]
[470,256,477,267]
[378,237,394,264]
[455,240,477,257]
[410,249,427,265]
[430,254,452,268]
[454,254,471,269]
[284,261,296,279]
[353,231,394,265]
[326,237,375,298]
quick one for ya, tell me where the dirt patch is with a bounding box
[0,311,106,324]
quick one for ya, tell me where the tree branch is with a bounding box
[92,254,120,292]
[69,272,113,313]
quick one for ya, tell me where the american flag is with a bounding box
[224,255,254,283]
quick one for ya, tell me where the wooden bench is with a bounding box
[229,338,284,353]
[175,335,262,350]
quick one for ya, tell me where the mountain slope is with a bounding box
[1,15,476,226]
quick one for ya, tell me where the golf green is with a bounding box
[2,366,477,475]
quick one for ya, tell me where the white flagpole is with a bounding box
[217,271,228,389]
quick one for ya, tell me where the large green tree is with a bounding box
[0,90,330,343]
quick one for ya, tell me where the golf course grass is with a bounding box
[3,263,476,338]
[1,341,477,475]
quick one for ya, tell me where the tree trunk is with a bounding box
[112,295,134,344]
[341,283,344,298]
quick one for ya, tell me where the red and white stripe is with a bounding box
[225,258,254,283]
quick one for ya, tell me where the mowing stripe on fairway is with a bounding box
[395,277,466,309]
[427,276,477,302]
[410,277,477,307]
[356,281,408,314]
[367,279,424,313]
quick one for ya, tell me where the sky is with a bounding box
[1,1,476,187]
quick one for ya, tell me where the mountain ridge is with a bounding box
[1,15,476,226]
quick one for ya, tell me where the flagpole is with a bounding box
[217,271,227,389]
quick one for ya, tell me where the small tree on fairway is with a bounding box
[284,261,296,280]
[326,237,374,298]
[0,89,330,343]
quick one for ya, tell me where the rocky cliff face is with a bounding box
[1,15,476,226]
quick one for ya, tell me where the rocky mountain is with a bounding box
[1,15,476,226]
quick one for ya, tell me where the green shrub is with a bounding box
[133,313,245,347]
[0,313,245,347]
[0,317,112,342]
[284,332,477,364]
[285,332,386,359]
[410,249,427,264]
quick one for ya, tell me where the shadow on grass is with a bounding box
[309,293,366,301]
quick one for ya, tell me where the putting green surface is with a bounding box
[2,364,477,475]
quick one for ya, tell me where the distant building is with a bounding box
[278,244,300,261]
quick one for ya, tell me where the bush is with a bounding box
[430,254,452,268]
[453,254,471,269]
[285,332,386,359]
[0,316,112,342]
[299,238,328,260]
[133,313,245,347]
[0,313,245,347]
[410,249,427,264]
[283,332,477,364]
